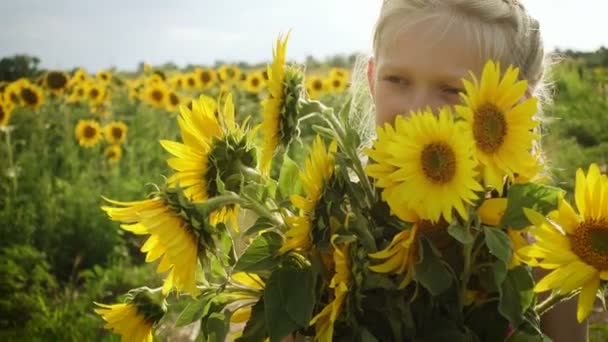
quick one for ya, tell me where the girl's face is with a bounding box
[368,15,486,125]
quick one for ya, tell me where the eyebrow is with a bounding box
[377,61,468,84]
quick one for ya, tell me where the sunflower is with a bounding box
[86,82,107,107]
[96,70,112,84]
[0,100,14,127]
[368,213,450,288]
[260,33,305,174]
[104,121,128,145]
[519,164,608,322]
[329,67,350,82]
[94,292,165,342]
[71,68,89,86]
[143,83,169,109]
[67,83,87,103]
[101,195,201,295]
[229,272,265,324]
[218,65,241,84]
[105,145,123,163]
[327,75,347,93]
[306,75,326,100]
[310,236,352,341]
[279,136,337,254]
[43,71,70,95]
[160,93,256,227]
[478,198,534,269]
[3,81,23,107]
[365,107,482,223]
[184,73,200,90]
[455,60,540,194]
[75,119,103,147]
[244,71,265,94]
[19,83,45,111]
[165,90,181,113]
[195,67,217,90]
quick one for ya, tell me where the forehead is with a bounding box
[377,13,485,79]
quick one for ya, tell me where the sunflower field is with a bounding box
[0,36,607,341]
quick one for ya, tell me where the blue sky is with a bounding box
[0,0,606,72]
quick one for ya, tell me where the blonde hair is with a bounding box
[350,0,556,148]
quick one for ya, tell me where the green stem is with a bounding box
[459,225,478,311]
[317,104,376,206]
[535,291,573,315]
[3,127,17,195]
[203,193,284,227]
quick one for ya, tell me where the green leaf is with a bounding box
[413,238,453,296]
[236,298,267,342]
[498,266,535,327]
[484,226,513,265]
[264,265,315,342]
[244,216,275,236]
[278,154,301,199]
[447,222,474,245]
[175,291,216,327]
[234,231,282,274]
[500,183,563,229]
[204,312,229,342]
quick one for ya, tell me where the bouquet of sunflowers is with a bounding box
[95,34,608,342]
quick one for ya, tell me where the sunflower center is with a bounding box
[571,219,608,270]
[21,88,38,105]
[47,72,68,90]
[420,142,456,184]
[151,90,164,102]
[226,68,235,77]
[473,104,507,153]
[313,80,323,91]
[201,72,211,83]
[90,89,100,99]
[83,126,97,138]
[112,127,123,140]
[77,88,85,96]
[333,79,341,88]
[251,77,260,87]
[0,106,5,122]
[10,92,20,104]
[262,70,269,80]
[169,93,179,106]
[188,78,196,87]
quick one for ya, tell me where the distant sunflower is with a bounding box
[196,67,217,90]
[245,71,265,94]
[455,60,540,194]
[160,93,256,227]
[306,75,325,100]
[327,75,347,93]
[184,73,199,90]
[94,292,165,342]
[279,136,337,254]
[104,145,123,163]
[365,107,482,223]
[218,65,241,84]
[103,121,128,145]
[71,68,89,85]
[260,33,305,174]
[165,90,181,113]
[75,119,103,148]
[101,194,201,295]
[19,83,45,111]
[43,71,70,95]
[519,164,608,322]
[3,82,23,107]
[0,101,14,127]
[67,83,87,103]
[86,82,107,107]
[329,67,350,82]
[143,83,169,109]
[96,70,112,84]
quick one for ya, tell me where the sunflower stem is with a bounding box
[204,193,284,228]
[315,102,376,206]
[2,126,17,195]
[535,291,573,315]
[459,224,478,312]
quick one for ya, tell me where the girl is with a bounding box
[350,0,587,341]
